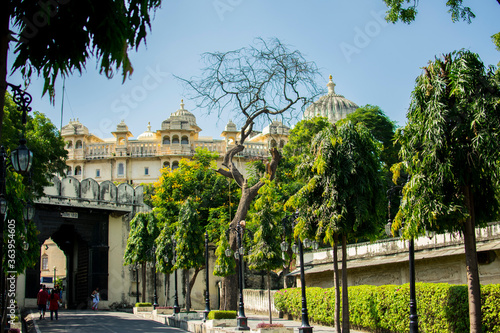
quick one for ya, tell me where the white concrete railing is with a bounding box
[243,289,279,316]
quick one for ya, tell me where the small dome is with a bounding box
[262,120,289,136]
[137,123,156,141]
[61,118,89,136]
[303,75,358,123]
[162,100,198,130]
[225,120,238,132]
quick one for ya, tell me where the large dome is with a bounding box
[303,76,358,123]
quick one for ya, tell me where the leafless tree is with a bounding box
[178,38,322,310]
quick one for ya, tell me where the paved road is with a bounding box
[28,310,186,333]
[26,310,367,333]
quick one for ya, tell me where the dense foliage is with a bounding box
[275,284,500,333]
[2,93,67,274]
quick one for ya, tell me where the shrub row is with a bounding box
[274,283,500,333]
[207,310,237,320]
[134,302,152,307]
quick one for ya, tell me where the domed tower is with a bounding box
[221,120,239,146]
[159,100,201,154]
[303,75,359,123]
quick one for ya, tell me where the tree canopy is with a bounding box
[1,0,163,140]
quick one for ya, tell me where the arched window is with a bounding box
[67,141,73,149]
[117,163,124,176]
[279,140,285,148]
[181,136,189,145]
[67,167,72,176]
[75,140,83,149]
[163,161,170,169]
[163,136,170,145]
[270,139,277,148]
[172,135,179,144]
[172,161,179,170]
[75,166,82,175]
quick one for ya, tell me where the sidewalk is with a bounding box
[242,314,367,333]
[158,311,368,333]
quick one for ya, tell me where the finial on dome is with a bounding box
[180,99,185,110]
[147,122,151,131]
[327,75,336,94]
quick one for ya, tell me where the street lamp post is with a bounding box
[203,231,210,320]
[225,221,249,331]
[386,186,419,333]
[149,245,159,309]
[281,211,317,333]
[53,267,57,287]
[0,83,34,331]
[131,264,139,304]
[172,239,180,314]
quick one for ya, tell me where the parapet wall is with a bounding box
[39,176,149,212]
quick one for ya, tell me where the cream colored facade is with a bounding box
[39,238,67,288]
[61,101,290,184]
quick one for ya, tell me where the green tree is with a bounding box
[1,93,67,328]
[152,148,239,309]
[382,0,500,50]
[247,179,284,324]
[123,211,159,302]
[2,92,67,275]
[343,105,398,174]
[1,0,163,140]
[174,198,203,311]
[393,50,500,333]
[179,38,322,309]
[287,121,385,332]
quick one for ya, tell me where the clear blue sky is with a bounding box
[7,0,500,139]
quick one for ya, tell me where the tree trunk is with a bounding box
[218,146,282,310]
[341,234,350,333]
[224,184,263,310]
[267,270,272,324]
[141,262,146,302]
[186,268,201,311]
[463,185,482,333]
[165,273,170,307]
[0,1,10,142]
[333,234,341,333]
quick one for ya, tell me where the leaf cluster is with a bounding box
[395,50,500,237]
[287,121,385,245]
[10,0,162,100]
[383,0,475,24]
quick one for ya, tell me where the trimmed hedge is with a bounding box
[274,283,500,333]
[135,302,153,307]
[207,310,237,320]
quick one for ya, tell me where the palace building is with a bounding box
[61,100,291,184]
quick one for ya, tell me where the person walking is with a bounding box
[48,288,60,320]
[91,288,100,310]
[37,285,49,320]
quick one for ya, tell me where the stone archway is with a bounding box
[25,206,110,309]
